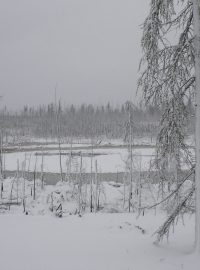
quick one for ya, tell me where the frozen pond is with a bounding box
[3,147,156,174]
[3,135,194,174]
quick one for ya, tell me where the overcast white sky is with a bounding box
[0,0,149,109]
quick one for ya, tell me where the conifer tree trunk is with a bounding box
[192,0,200,253]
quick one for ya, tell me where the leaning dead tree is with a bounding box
[138,0,200,251]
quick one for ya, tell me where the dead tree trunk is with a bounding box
[41,148,44,190]
[90,140,94,212]
[95,160,98,213]
[33,155,37,200]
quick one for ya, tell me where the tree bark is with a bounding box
[192,0,200,253]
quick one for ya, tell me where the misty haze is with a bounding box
[0,0,148,109]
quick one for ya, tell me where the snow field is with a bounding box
[0,212,199,270]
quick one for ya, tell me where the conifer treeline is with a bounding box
[0,102,169,141]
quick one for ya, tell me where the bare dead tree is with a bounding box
[78,154,83,214]
[54,87,64,182]
[125,101,135,212]
[94,160,98,213]
[0,131,4,199]
[33,155,38,200]
[40,147,44,190]
[90,139,94,212]
[22,155,27,213]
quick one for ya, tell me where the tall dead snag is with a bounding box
[65,139,73,182]
[78,154,83,214]
[125,101,135,212]
[0,132,4,199]
[16,159,19,204]
[55,88,64,182]
[137,154,142,212]
[0,173,3,200]
[33,155,37,200]
[9,174,17,210]
[22,155,27,213]
[94,160,98,213]
[40,148,44,190]
[90,139,94,212]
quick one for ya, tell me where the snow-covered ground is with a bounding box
[0,212,198,270]
[0,170,198,270]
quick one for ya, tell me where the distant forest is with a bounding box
[0,101,194,143]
